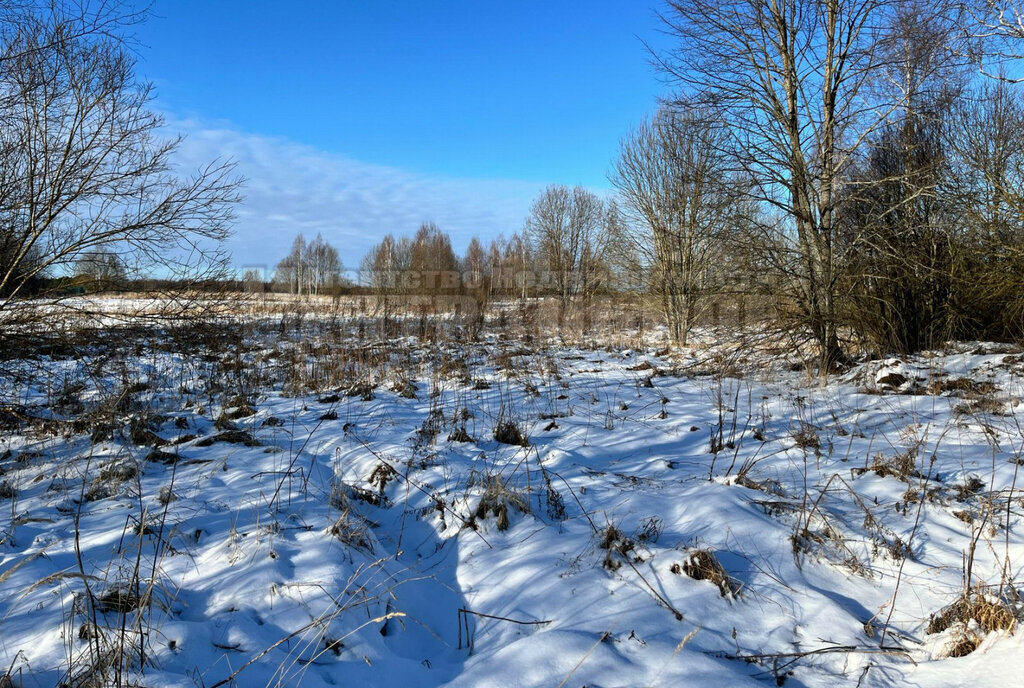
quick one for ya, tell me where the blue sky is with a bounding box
[135,1,672,270]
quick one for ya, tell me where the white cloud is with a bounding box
[166,118,546,273]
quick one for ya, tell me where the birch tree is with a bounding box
[657,0,890,371]
[612,105,735,345]
[524,185,608,317]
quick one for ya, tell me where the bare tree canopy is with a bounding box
[525,185,609,315]
[409,221,459,292]
[656,0,910,371]
[306,233,342,295]
[612,104,737,345]
[273,233,343,295]
[360,223,461,298]
[968,0,1024,79]
[74,248,126,292]
[0,1,241,322]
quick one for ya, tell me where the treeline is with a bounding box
[359,188,622,313]
[8,0,1024,371]
[363,3,1024,368]
[361,222,530,301]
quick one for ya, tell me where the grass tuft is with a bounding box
[681,549,738,597]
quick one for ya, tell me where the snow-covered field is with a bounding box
[1,318,1023,687]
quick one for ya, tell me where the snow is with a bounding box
[1,324,1023,686]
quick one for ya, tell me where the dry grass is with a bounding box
[853,449,920,481]
[791,425,821,451]
[680,549,738,597]
[474,475,530,531]
[83,460,140,502]
[94,585,147,615]
[447,426,474,443]
[218,395,255,421]
[928,590,1017,635]
[953,476,986,502]
[144,450,178,465]
[195,429,259,447]
[933,377,998,397]
[391,377,418,399]
[928,588,1018,657]
[493,420,528,447]
[952,509,974,524]
[328,510,372,551]
[60,644,135,688]
[97,461,138,484]
[954,397,1008,416]
[368,462,397,493]
[599,524,635,571]
[8,296,1024,683]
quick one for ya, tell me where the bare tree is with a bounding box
[656,0,894,371]
[360,233,416,295]
[836,2,970,353]
[612,104,735,345]
[840,107,956,352]
[0,1,240,326]
[946,80,1024,244]
[463,236,488,303]
[304,233,342,295]
[525,185,608,319]
[272,234,342,295]
[242,268,265,294]
[503,231,533,301]
[966,1,1024,79]
[944,79,1024,338]
[74,248,126,292]
[273,234,307,295]
[409,222,458,294]
[486,234,506,299]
